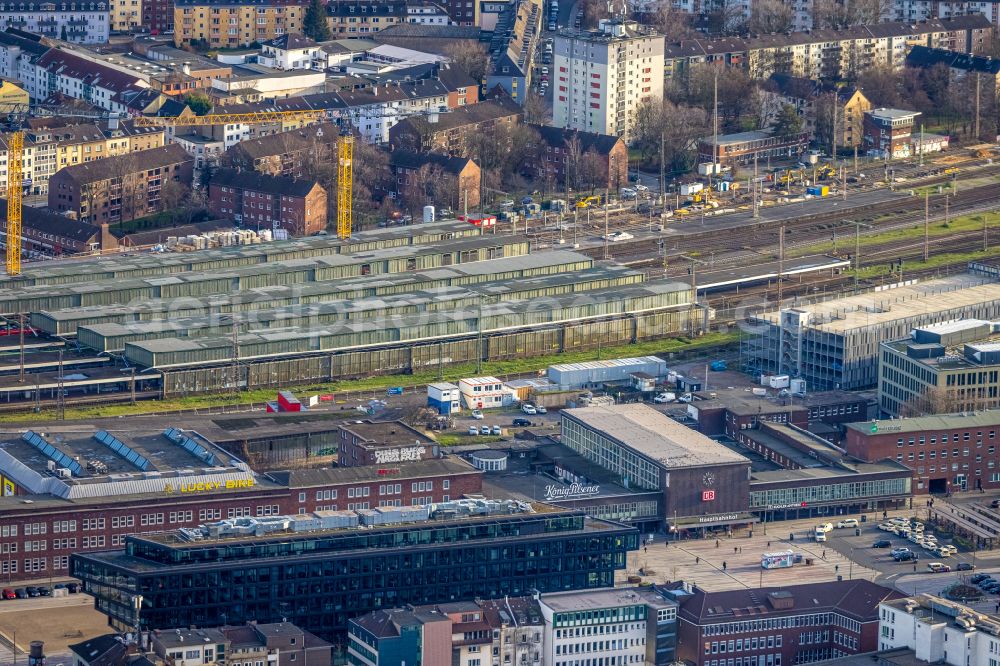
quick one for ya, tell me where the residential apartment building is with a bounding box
[890,0,1000,29]
[111,0,142,32]
[0,198,118,257]
[172,0,308,49]
[553,19,664,139]
[48,143,194,225]
[844,412,1000,494]
[223,122,340,177]
[70,623,332,666]
[0,120,164,196]
[142,0,174,34]
[879,319,1000,416]
[663,16,993,83]
[388,96,522,154]
[485,0,541,104]
[31,49,147,112]
[743,274,1000,391]
[0,2,109,43]
[528,124,628,190]
[765,75,872,148]
[863,108,920,159]
[389,150,482,210]
[327,0,409,35]
[0,77,26,107]
[0,30,49,99]
[388,150,481,209]
[878,594,1000,662]
[907,44,1000,97]
[208,168,328,237]
[349,597,544,666]
[349,588,675,666]
[675,580,903,666]
[150,624,332,666]
[540,588,679,666]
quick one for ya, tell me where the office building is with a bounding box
[72,500,638,644]
[336,420,439,467]
[674,580,903,666]
[348,596,544,666]
[844,412,1000,494]
[863,108,920,159]
[540,587,678,666]
[877,594,1000,662]
[560,404,754,535]
[697,129,808,167]
[880,319,1000,416]
[172,0,307,49]
[743,274,1000,390]
[553,19,663,139]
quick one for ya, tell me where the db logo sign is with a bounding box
[702,490,716,501]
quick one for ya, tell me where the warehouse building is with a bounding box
[71,501,639,644]
[560,404,755,535]
[843,412,1000,494]
[743,274,1000,390]
[879,319,1000,416]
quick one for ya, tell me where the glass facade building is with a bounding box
[71,509,637,644]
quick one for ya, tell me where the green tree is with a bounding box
[303,0,331,41]
[771,104,803,138]
[184,93,212,116]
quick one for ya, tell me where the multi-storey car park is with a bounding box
[71,501,638,645]
[0,221,702,404]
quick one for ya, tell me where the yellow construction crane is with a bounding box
[1,108,354,275]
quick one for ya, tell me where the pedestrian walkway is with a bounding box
[620,518,879,591]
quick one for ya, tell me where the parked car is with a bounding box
[816,523,834,533]
[66,583,80,594]
[521,404,537,415]
[471,409,484,420]
[1,588,14,600]
[872,540,891,548]
[836,519,859,529]
[512,418,531,426]
[991,498,1000,508]
[468,426,479,435]
[491,425,502,436]
[653,392,675,403]
[956,562,976,571]
[927,563,951,573]
[635,183,649,192]
[603,231,634,242]
[535,405,547,414]
[480,425,491,435]
[25,587,39,597]
[37,586,50,597]
[971,573,991,583]
[13,589,26,599]
[893,551,918,562]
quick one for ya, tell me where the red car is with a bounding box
[1,588,14,600]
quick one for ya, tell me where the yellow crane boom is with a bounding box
[132,110,327,127]
[5,130,21,276]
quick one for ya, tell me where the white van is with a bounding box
[814,528,827,542]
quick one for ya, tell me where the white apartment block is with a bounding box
[891,1,1000,28]
[0,2,110,43]
[539,587,678,666]
[552,19,663,139]
[879,594,1000,665]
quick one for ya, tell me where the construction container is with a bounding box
[679,183,704,196]
[805,185,829,197]
[548,356,667,387]
[277,390,301,412]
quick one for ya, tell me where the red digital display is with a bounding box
[702,490,716,501]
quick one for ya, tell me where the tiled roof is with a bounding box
[38,49,142,93]
[389,149,474,174]
[906,45,1000,75]
[210,168,322,198]
[0,199,102,242]
[529,124,622,155]
[678,580,903,624]
[394,97,520,133]
[263,32,317,50]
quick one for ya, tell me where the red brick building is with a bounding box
[0,457,481,583]
[337,420,440,467]
[527,124,628,190]
[843,413,1000,495]
[143,0,174,34]
[389,151,481,211]
[208,168,328,236]
[675,580,903,666]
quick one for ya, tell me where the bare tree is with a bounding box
[642,1,693,41]
[159,179,191,226]
[522,91,550,125]
[814,0,891,29]
[704,0,746,35]
[747,0,794,34]
[443,41,490,82]
[900,388,963,417]
[564,133,584,192]
[578,149,608,193]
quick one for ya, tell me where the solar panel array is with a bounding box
[163,427,217,466]
[22,430,84,476]
[93,430,152,472]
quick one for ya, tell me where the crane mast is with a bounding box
[6,130,22,276]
